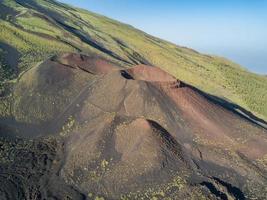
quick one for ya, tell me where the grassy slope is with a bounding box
[0,0,266,120]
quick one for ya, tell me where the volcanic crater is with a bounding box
[0,53,266,200]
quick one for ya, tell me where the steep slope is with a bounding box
[0,53,266,199]
[0,0,266,121]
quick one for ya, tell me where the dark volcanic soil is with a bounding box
[0,53,267,200]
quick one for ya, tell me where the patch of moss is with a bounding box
[60,115,75,136]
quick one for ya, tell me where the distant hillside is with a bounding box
[0,0,266,120]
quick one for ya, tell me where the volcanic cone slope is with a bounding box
[0,53,267,200]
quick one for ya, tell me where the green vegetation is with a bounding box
[217,61,267,118]
[0,0,266,120]
[0,21,75,72]
[60,116,75,136]
[0,96,12,117]
[0,48,15,81]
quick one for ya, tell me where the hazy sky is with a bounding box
[59,0,267,74]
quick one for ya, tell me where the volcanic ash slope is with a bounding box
[1,53,267,200]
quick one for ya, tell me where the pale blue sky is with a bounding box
[59,0,267,74]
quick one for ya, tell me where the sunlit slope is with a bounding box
[0,0,266,120]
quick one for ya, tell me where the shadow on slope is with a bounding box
[188,84,267,130]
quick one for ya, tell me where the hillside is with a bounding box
[0,0,266,121]
[0,52,266,200]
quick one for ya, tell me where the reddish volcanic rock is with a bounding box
[52,53,119,75]
[125,64,177,82]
